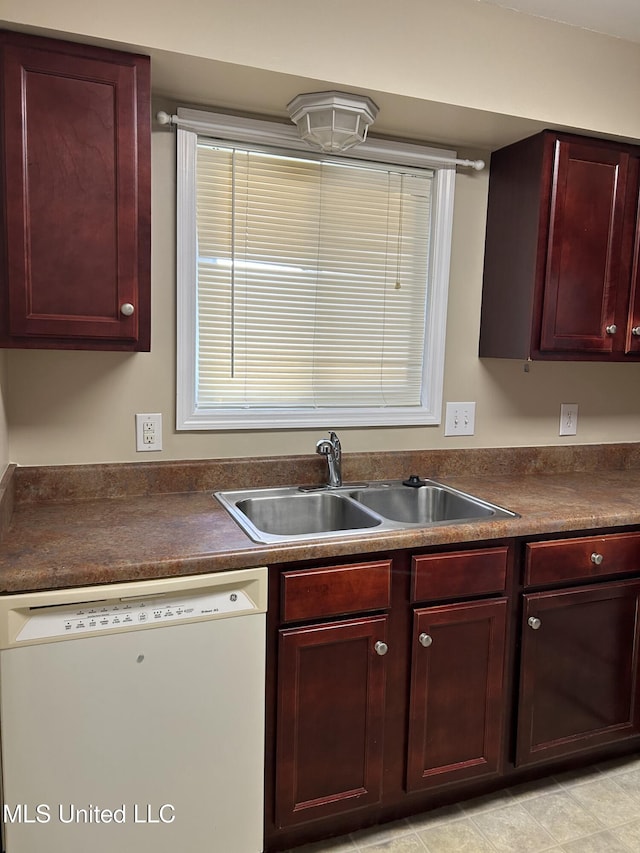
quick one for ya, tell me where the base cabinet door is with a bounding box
[406,598,508,792]
[275,615,388,828]
[516,581,640,766]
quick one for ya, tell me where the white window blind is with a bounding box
[196,143,433,411]
[176,109,456,431]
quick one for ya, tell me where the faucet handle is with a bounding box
[328,430,341,452]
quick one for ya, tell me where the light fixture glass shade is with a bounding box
[287,91,379,153]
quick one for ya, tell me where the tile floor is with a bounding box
[285,753,640,853]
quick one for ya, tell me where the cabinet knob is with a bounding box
[120,303,135,317]
[605,324,617,335]
[528,616,541,630]
[632,327,640,336]
[418,633,433,648]
[591,552,604,566]
[374,641,388,656]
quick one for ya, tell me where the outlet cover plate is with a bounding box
[136,413,163,451]
[559,403,578,436]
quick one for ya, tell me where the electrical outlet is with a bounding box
[559,403,578,436]
[444,402,476,436]
[136,413,163,452]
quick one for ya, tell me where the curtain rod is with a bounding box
[156,111,485,171]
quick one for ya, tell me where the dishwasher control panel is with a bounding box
[15,587,256,643]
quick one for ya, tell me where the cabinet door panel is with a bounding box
[540,140,628,353]
[275,615,387,827]
[517,581,640,766]
[406,598,507,792]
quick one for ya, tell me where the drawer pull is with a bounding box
[528,616,541,630]
[374,641,388,656]
[591,552,604,566]
[418,632,433,648]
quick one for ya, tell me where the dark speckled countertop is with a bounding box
[3,444,640,594]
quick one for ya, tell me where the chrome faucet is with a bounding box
[316,431,342,488]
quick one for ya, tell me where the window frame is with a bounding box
[176,107,457,431]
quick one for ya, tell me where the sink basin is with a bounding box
[349,485,495,524]
[235,492,381,538]
[215,479,518,544]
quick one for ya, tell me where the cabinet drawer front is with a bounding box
[525,532,640,586]
[411,547,508,603]
[281,560,392,623]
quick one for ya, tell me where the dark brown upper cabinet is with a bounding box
[0,30,151,350]
[479,131,640,361]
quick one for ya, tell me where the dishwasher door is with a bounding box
[0,567,267,853]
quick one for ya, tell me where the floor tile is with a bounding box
[470,801,557,852]
[350,820,412,849]
[417,815,495,852]
[355,830,426,852]
[610,765,640,801]
[507,776,563,802]
[406,804,464,830]
[560,830,632,853]
[594,754,640,777]
[458,788,515,815]
[522,790,602,843]
[285,834,357,852]
[611,818,640,850]
[552,763,604,788]
[559,777,638,828]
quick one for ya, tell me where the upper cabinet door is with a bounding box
[540,139,629,354]
[625,173,640,354]
[0,31,151,350]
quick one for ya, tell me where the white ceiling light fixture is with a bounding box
[287,91,379,153]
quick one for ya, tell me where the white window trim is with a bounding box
[176,107,456,431]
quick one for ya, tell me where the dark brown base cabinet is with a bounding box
[516,532,640,767]
[0,30,151,350]
[267,546,513,850]
[265,532,640,852]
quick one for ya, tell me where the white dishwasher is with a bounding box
[0,566,267,853]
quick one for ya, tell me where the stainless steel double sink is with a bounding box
[215,479,518,544]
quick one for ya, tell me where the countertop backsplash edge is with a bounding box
[11,442,640,506]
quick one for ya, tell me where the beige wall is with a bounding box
[3,0,640,140]
[3,0,640,465]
